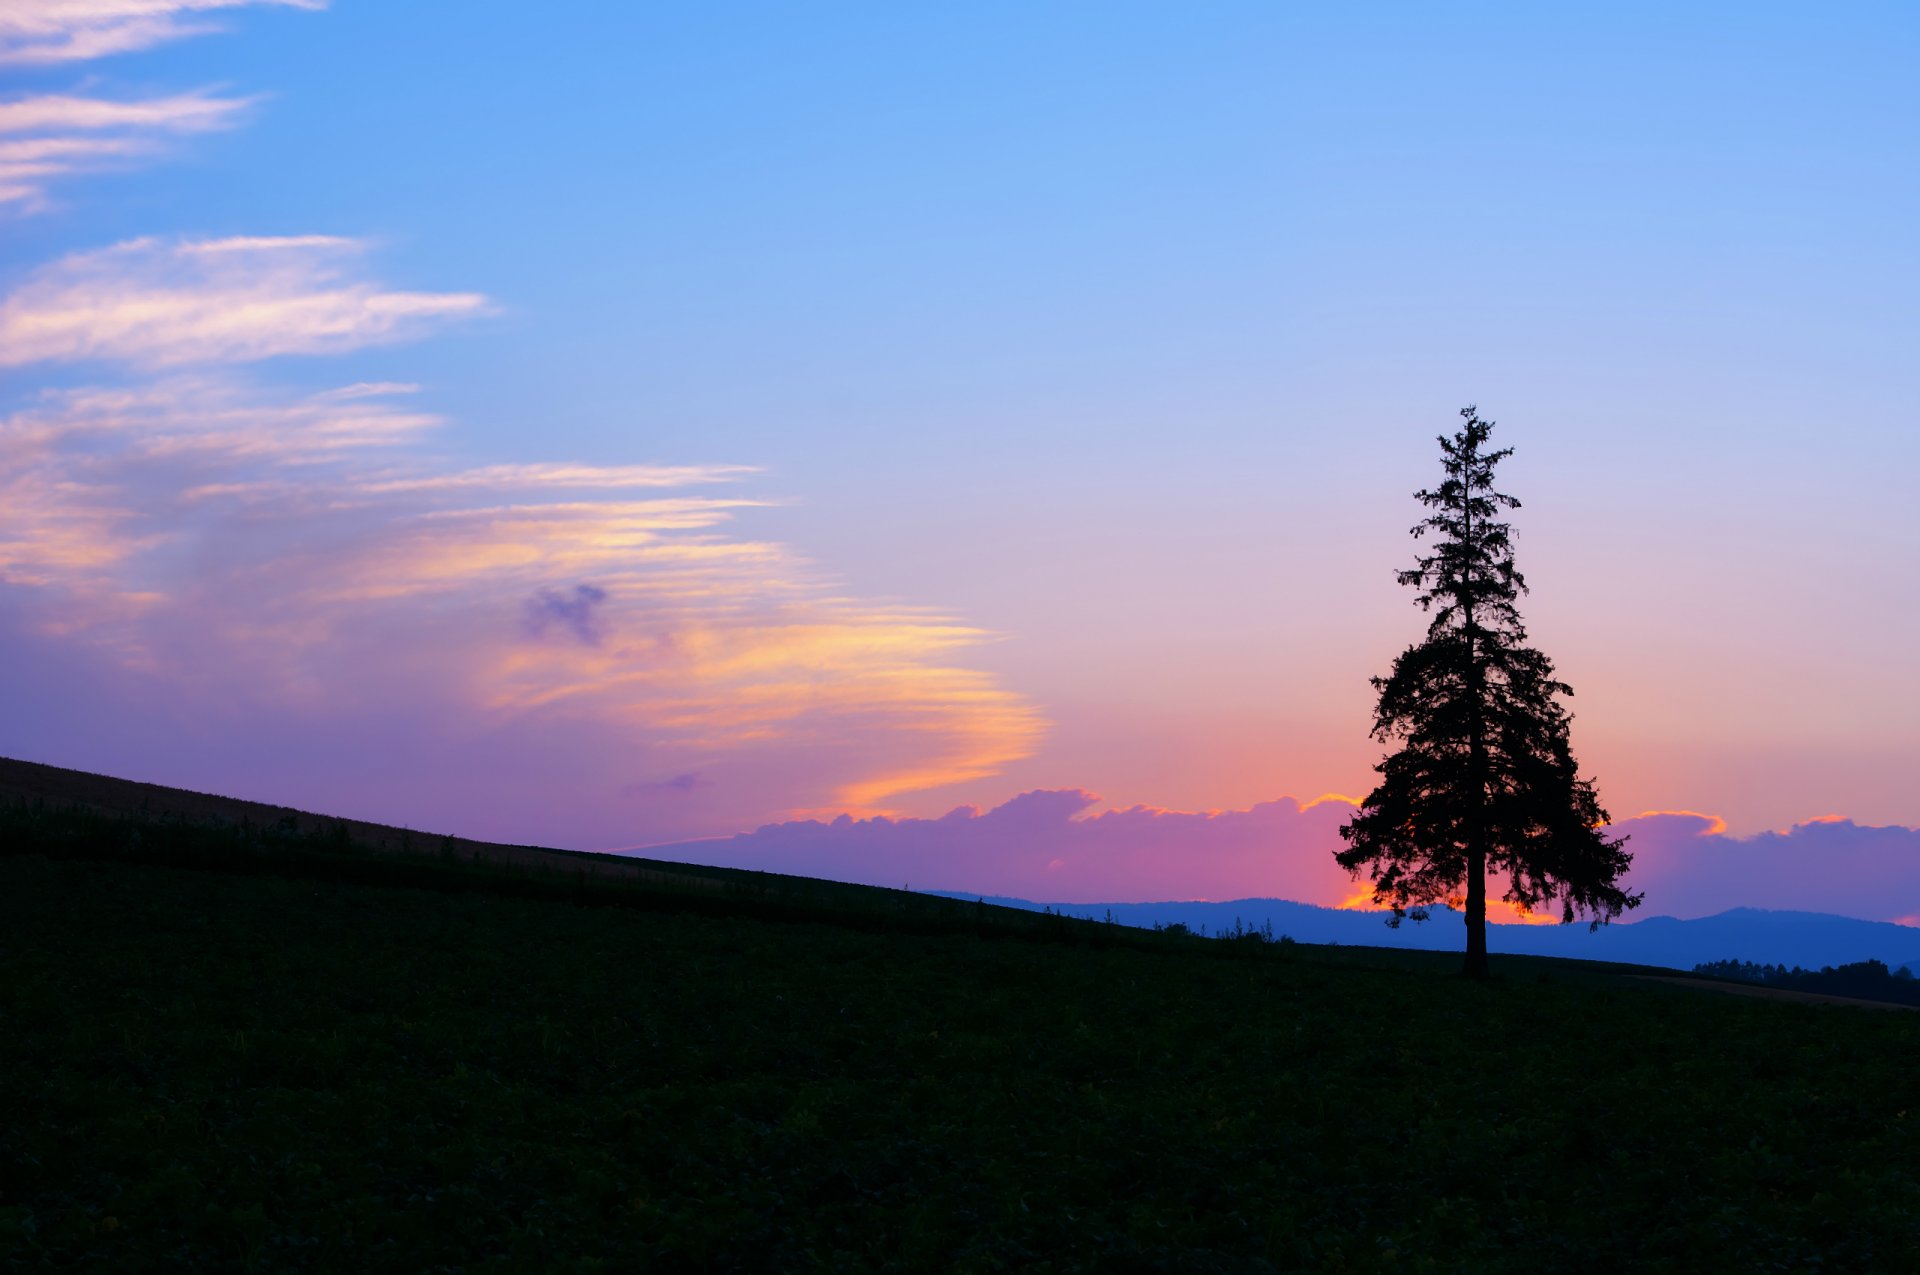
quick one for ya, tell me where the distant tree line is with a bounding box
[1693,958,1920,1007]
[1144,917,1295,948]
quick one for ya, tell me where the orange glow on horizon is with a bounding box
[1336,884,1570,925]
[1336,884,1382,912]
[1488,899,1565,926]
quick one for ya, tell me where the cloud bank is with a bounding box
[1612,812,1920,925]
[641,791,1363,903]
[634,795,1920,924]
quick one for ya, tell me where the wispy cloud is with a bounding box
[1,377,443,465]
[0,236,491,367]
[359,462,763,496]
[0,88,249,133]
[0,1,322,65]
[0,88,254,209]
[0,0,1043,848]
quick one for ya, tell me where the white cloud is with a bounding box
[0,235,492,366]
[0,1,323,65]
[0,89,254,209]
[0,89,251,134]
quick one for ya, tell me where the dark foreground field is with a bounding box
[4,844,1918,1270]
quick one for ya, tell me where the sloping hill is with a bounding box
[0,755,704,883]
[0,756,1096,939]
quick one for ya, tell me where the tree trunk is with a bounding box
[1462,431,1490,980]
[1464,842,1488,979]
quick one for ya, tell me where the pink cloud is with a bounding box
[631,795,1920,923]
[1613,812,1920,923]
[634,790,1364,903]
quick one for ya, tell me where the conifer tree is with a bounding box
[1336,407,1640,978]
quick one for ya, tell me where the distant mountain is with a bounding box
[13,754,1913,974]
[934,894,1920,972]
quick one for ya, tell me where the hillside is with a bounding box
[0,757,1070,940]
[6,847,1918,1270]
[0,755,724,887]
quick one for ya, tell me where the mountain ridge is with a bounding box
[935,893,1920,972]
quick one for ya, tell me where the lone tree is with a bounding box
[1337,406,1640,978]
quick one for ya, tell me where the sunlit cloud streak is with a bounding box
[635,796,1920,924]
[0,0,321,65]
[0,236,491,367]
[0,89,253,208]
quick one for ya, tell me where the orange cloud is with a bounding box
[1627,809,1729,836]
[1336,883,1382,912]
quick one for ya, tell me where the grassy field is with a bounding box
[3,790,1918,1270]
[5,864,1917,1271]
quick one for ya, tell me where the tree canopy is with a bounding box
[1336,407,1640,977]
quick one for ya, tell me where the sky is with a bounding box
[2,3,1916,922]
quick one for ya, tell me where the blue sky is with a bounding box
[2,3,1916,893]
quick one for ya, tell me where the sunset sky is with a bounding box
[3,3,1915,921]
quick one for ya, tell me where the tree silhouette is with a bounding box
[1336,407,1640,978]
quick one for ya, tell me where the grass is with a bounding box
[3,803,1918,1270]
